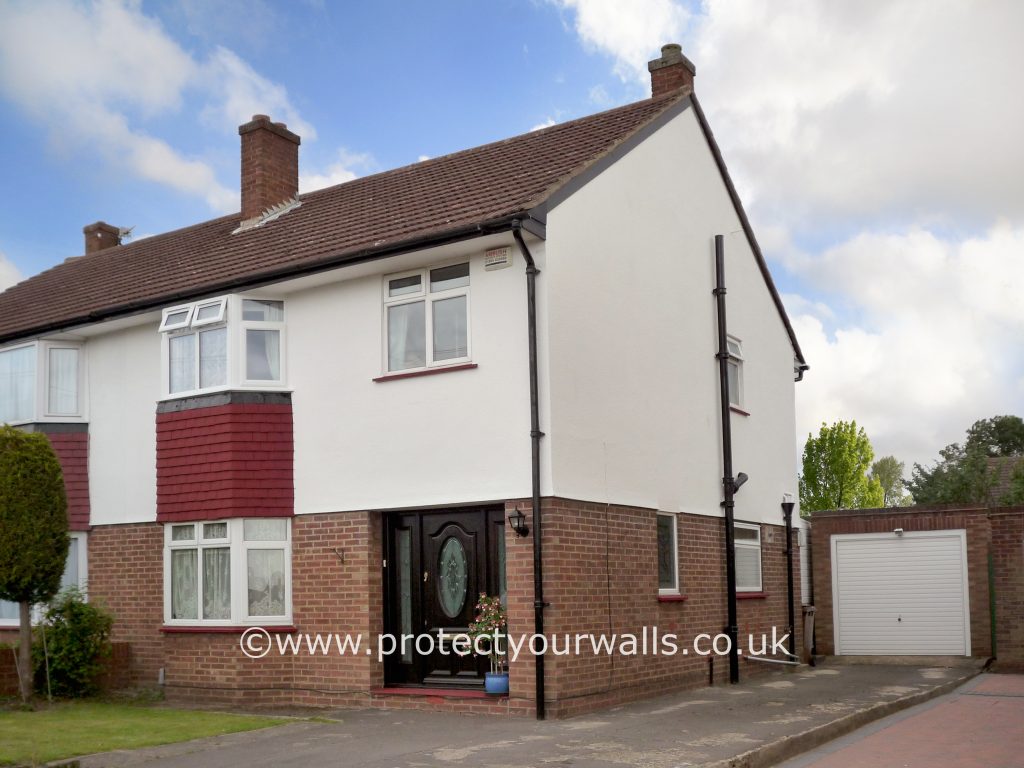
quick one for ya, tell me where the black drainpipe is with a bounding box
[714,234,740,685]
[781,499,797,658]
[512,220,547,720]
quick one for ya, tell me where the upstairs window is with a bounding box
[384,263,470,372]
[159,296,285,398]
[0,342,84,424]
[727,336,744,408]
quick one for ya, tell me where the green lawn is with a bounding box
[0,701,290,766]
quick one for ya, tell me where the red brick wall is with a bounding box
[45,431,91,531]
[513,498,798,718]
[810,506,993,657]
[156,403,293,522]
[88,523,165,687]
[239,115,299,221]
[991,508,1024,670]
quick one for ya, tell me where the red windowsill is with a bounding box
[161,625,297,634]
[729,405,751,416]
[371,687,499,699]
[658,594,689,603]
[373,363,478,383]
[736,592,769,600]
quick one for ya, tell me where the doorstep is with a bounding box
[368,686,527,716]
[371,687,497,699]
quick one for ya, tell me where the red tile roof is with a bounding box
[0,91,687,343]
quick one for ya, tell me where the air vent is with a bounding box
[484,247,512,270]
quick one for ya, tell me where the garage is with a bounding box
[831,530,971,656]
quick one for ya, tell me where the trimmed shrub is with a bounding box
[33,588,113,698]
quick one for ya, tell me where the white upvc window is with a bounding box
[0,532,89,626]
[734,522,762,592]
[657,512,679,594]
[163,518,291,626]
[727,336,744,408]
[383,262,471,373]
[159,295,286,398]
[0,341,85,424]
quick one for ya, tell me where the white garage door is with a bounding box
[832,530,970,655]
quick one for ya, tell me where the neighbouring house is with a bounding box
[810,504,1024,671]
[0,44,808,717]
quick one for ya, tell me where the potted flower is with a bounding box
[468,593,508,695]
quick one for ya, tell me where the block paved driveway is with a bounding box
[779,673,1024,768]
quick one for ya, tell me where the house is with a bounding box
[0,44,808,717]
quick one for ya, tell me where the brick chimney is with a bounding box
[83,221,121,254]
[648,43,696,97]
[238,114,301,222]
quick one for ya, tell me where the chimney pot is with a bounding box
[82,221,121,255]
[648,42,696,97]
[239,114,301,222]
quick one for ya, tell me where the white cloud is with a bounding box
[588,84,612,106]
[299,149,374,193]
[549,0,689,84]
[531,117,557,132]
[0,252,23,292]
[0,0,315,212]
[791,223,1024,467]
[417,155,431,163]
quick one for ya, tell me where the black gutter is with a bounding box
[714,234,740,685]
[511,221,547,720]
[0,215,532,347]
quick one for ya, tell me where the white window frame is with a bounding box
[237,297,287,387]
[727,335,744,408]
[163,518,292,627]
[657,512,679,595]
[734,521,762,592]
[159,294,288,399]
[0,532,89,627]
[382,261,472,374]
[0,340,87,425]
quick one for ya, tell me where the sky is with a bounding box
[0,0,1021,475]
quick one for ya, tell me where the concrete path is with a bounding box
[778,673,1024,768]
[72,663,983,768]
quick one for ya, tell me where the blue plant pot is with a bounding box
[485,672,509,696]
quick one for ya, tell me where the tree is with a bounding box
[871,455,913,507]
[0,426,68,702]
[1002,462,1024,505]
[799,421,885,514]
[908,415,1024,505]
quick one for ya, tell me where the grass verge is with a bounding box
[0,701,289,766]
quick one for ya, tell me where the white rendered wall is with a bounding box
[543,104,802,529]
[289,238,541,514]
[87,322,159,525]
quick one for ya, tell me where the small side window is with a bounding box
[657,513,679,594]
[160,305,193,332]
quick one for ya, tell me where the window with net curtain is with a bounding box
[734,523,762,592]
[166,518,289,624]
[0,345,36,423]
[385,263,469,372]
[0,344,81,423]
[0,535,85,624]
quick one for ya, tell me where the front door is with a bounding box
[384,507,506,687]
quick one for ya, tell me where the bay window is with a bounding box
[164,518,291,625]
[384,263,470,372]
[0,342,84,424]
[160,296,285,398]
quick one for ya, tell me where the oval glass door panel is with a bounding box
[438,536,468,618]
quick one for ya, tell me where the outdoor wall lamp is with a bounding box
[508,507,530,537]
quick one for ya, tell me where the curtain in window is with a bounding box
[246,330,280,381]
[0,346,36,422]
[203,547,231,620]
[169,335,195,394]
[61,538,79,591]
[48,348,78,415]
[199,328,227,388]
[247,549,285,616]
[387,302,425,371]
[171,549,198,620]
[432,295,467,361]
[736,547,762,592]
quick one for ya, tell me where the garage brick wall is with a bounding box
[810,505,993,657]
[991,508,1024,670]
